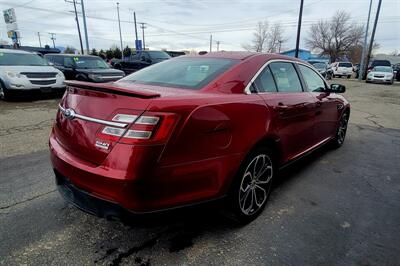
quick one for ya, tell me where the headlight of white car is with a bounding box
[386,73,393,78]
[6,71,23,78]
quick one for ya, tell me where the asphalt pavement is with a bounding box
[1,79,400,265]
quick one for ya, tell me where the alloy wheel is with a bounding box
[239,154,273,216]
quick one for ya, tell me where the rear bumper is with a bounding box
[55,170,130,219]
[49,130,240,214]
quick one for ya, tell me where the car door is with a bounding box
[298,64,338,143]
[254,61,316,161]
[62,57,76,80]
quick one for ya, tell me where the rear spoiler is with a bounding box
[65,81,161,99]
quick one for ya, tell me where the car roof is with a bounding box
[186,51,258,60]
[0,48,34,54]
[45,54,99,58]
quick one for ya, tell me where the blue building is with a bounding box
[280,49,330,63]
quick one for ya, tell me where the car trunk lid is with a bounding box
[54,81,159,165]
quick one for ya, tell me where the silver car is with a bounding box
[0,49,65,100]
[366,66,394,85]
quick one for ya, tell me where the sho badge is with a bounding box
[95,140,110,150]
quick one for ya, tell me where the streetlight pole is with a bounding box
[117,2,123,53]
[37,32,42,47]
[294,0,304,58]
[80,0,89,54]
[209,34,212,52]
[363,0,382,80]
[139,22,146,50]
[358,0,373,81]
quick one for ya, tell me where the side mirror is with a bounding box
[141,56,146,61]
[329,84,346,93]
[48,62,54,66]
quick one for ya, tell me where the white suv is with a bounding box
[0,49,65,100]
[331,62,353,78]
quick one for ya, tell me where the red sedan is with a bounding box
[50,52,350,223]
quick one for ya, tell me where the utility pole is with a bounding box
[358,0,373,81]
[363,0,382,80]
[139,23,146,50]
[216,41,220,52]
[49,33,56,48]
[209,34,212,52]
[80,0,89,54]
[37,32,42,47]
[117,2,123,53]
[278,40,282,53]
[133,11,138,42]
[294,0,304,58]
[65,0,84,54]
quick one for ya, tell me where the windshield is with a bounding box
[148,51,171,59]
[339,62,352,67]
[312,63,326,69]
[73,57,109,69]
[119,57,238,89]
[0,52,48,66]
[372,60,391,67]
[373,66,393,72]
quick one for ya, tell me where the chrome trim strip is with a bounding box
[244,59,327,94]
[58,104,128,128]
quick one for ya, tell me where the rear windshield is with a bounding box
[373,66,393,72]
[119,57,238,89]
[0,52,48,66]
[339,62,352,67]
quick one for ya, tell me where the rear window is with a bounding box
[339,62,352,67]
[119,58,238,89]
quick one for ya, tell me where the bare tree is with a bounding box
[243,21,286,53]
[306,10,364,62]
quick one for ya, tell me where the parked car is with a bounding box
[366,66,394,84]
[50,52,350,224]
[44,54,125,82]
[358,59,392,79]
[331,62,353,78]
[308,61,332,79]
[392,63,400,81]
[113,50,171,74]
[165,51,186,57]
[0,49,65,100]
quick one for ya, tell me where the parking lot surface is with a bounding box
[1,79,400,265]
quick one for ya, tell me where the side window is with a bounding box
[64,57,74,68]
[254,66,277,92]
[142,52,150,61]
[269,62,303,92]
[298,65,326,92]
[53,56,64,66]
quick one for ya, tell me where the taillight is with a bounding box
[97,112,179,145]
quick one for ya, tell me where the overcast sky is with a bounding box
[0,0,399,54]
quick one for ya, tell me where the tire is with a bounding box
[0,81,11,100]
[347,75,351,79]
[226,146,276,224]
[331,112,349,149]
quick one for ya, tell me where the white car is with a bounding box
[332,62,353,78]
[366,66,394,85]
[0,49,65,100]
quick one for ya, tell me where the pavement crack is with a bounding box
[0,189,57,210]
[0,119,54,136]
[351,107,385,129]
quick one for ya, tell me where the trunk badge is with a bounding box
[95,140,110,150]
[62,108,76,120]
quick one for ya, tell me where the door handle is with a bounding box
[277,102,289,109]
